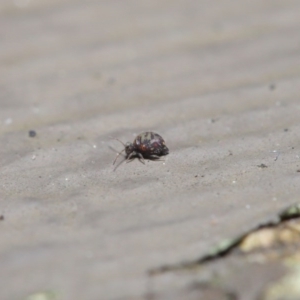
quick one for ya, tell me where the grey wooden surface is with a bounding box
[1,0,300,299]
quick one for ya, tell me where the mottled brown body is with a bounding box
[113,132,169,166]
[134,132,169,157]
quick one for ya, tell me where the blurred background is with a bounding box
[1,0,300,299]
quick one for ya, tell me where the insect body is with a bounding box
[113,132,169,165]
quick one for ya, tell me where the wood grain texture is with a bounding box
[0,0,300,299]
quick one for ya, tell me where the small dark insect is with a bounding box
[113,132,169,165]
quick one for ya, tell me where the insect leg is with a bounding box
[137,152,145,164]
[125,152,136,163]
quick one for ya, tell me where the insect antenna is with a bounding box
[113,148,125,165]
[113,156,127,171]
[109,136,126,147]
